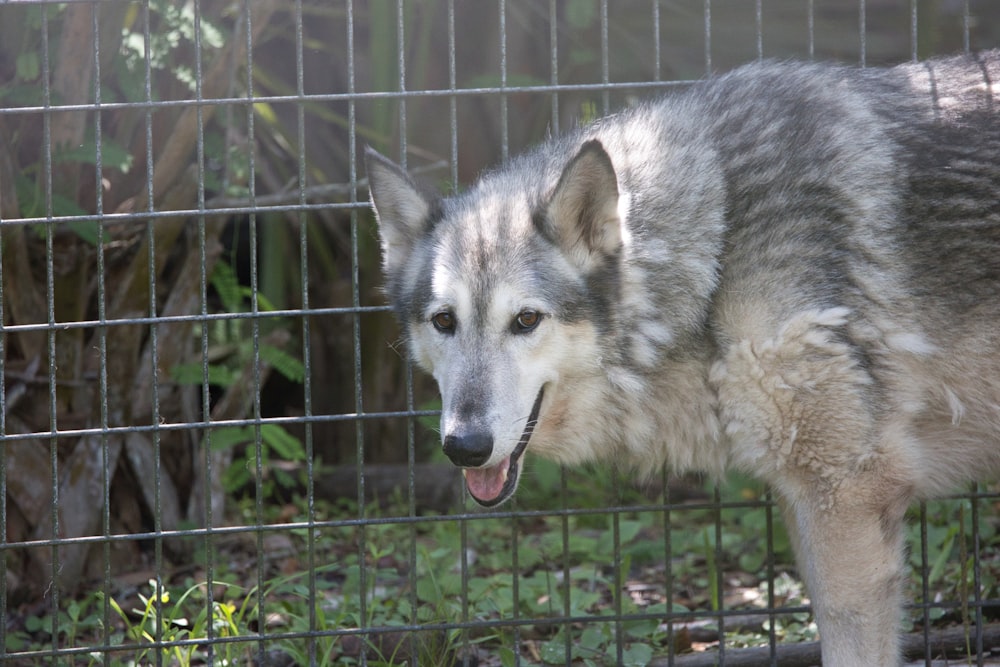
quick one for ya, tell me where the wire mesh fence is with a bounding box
[0,1,999,665]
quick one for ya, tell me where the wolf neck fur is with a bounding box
[542,334,726,477]
[524,115,733,476]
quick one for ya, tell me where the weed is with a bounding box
[102,579,254,666]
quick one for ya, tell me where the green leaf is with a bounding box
[261,344,305,383]
[540,637,570,664]
[517,541,543,569]
[53,137,134,173]
[621,642,654,666]
[13,176,98,244]
[619,519,642,544]
[739,549,765,575]
[16,52,39,81]
[415,576,438,602]
[566,0,597,29]
[171,362,239,387]
[928,525,959,585]
[208,426,254,452]
[260,424,305,461]
[211,261,244,313]
[0,83,44,107]
[66,220,100,246]
[222,463,250,493]
[498,647,518,667]
[624,616,659,640]
[15,174,86,218]
[273,467,297,490]
[254,101,279,126]
[113,42,149,103]
[579,626,605,652]
[703,528,720,612]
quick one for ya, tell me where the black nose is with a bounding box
[442,431,494,467]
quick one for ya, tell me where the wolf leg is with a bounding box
[777,485,908,667]
[713,309,913,666]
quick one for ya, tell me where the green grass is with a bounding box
[7,465,999,666]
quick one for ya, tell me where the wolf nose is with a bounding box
[442,431,494,467]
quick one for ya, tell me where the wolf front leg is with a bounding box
[776,481,910,667]
[712,310,915,666]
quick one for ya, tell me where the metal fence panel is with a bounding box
[0,1,998,666]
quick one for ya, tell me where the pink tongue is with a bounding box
[463,457,510,502]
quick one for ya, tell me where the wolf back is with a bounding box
[366,51,1000,667]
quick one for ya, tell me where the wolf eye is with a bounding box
[431,311,456,333]
[513,309,542,333]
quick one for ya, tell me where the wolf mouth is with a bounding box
[463,387,545,507]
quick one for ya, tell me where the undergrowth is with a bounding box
[7,463,998,666]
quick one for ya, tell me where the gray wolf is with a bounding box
[365,51,1000,666]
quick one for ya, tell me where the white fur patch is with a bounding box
[617,190,632,239]
[713,307,875,492]
[606,367,645,395]
[430,263,473,324]
[886,331,936,355]
[943,386,966,425]
[806,306,851,328]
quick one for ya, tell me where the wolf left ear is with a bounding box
[540,139,622,270]
[365,147,439,276]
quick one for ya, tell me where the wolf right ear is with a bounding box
[365,147,438,275]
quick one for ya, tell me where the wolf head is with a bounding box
[366,141,624,506]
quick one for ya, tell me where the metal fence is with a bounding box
[1,1,999,665]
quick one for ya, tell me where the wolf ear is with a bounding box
[365,147,438,275]
[540,139,621,270]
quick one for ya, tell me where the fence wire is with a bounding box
[0,1,998,666]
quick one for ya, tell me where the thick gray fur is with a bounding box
[366,51,1000,666]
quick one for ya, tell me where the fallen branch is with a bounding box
[655,622,1000,667]
[202,160,449,210]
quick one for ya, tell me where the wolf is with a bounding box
[365,50,1000,666]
